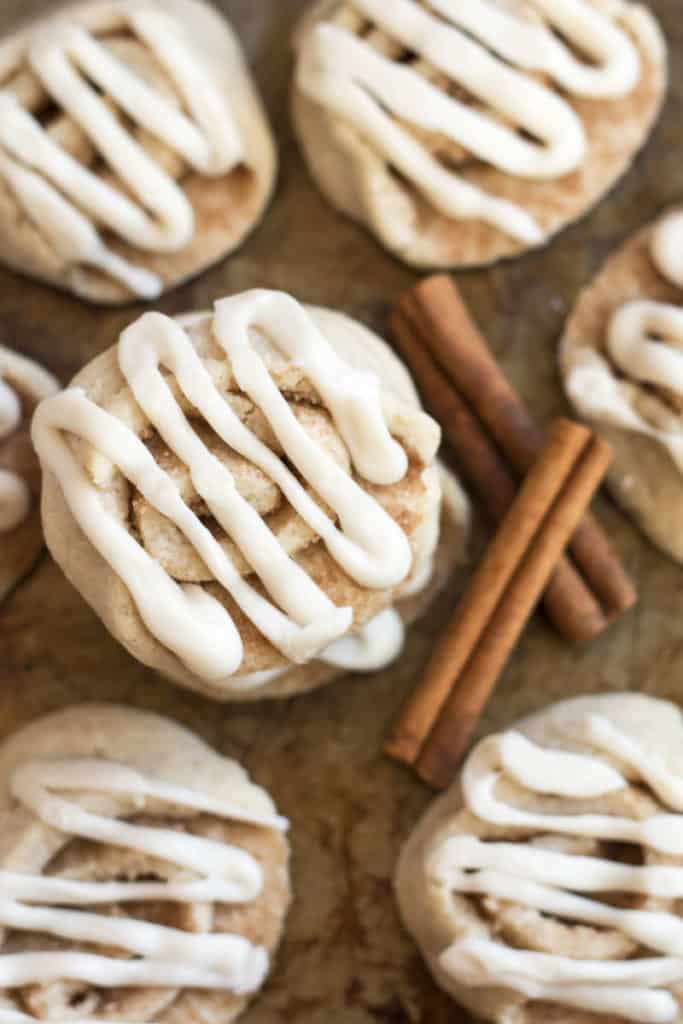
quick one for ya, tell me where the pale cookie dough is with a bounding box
[396,693,683,1024]
[0,703,291,1024]
[0,344,58,606]
[0,0,276,304]
[292,0,666,269]
[33,289,469,701]
[560,207,683,562]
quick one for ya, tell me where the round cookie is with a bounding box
[0,703,291,1024]
[33,290,469,701]
[0,0,276,303]
[0,345,58,605]
[396,693,683,1024]
[560,207,683,563]
[292,0,666,269]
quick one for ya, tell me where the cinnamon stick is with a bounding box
[414,421,612,790]
[391,311,517,523]
[385,417,593,768]
[396,275,636,633]
[391,308,609,649]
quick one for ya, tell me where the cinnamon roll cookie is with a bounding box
[292,0,666,268]
[396,693,683,1024]
[0,703,290,1024]
[0,0,276,303]
[33,289,469,701]
[0,345,58,605]
[561,208,683,562]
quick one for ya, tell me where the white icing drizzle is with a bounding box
[566,211,683,472]
[652,210,683,288]
[430,713,683,1022]
[398,553,434,600]
[319,607,404,671]
[0,756,287,1002]
[0,375,30,533]
[0,3,242,298]
[32,291,417,684]
[297,0,640,242]
[222,607,407,692]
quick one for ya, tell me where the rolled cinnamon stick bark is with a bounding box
[396,276,636,631]
[391,311,517,523]
[390,307,609,652]
[385,417,593,768]
[402,279,544,469]
[415,422,613,791]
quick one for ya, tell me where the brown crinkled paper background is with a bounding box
[0,1,681,1021]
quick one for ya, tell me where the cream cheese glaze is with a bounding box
[565,211,683,473]
[33,290,432,684]
[319,607,405,671]
[0,755,287,1007]
[0,2,244,298]
[296,0,641,243]
[0,376,30,533]
[429,714,683,1023]
[229,609,406,690]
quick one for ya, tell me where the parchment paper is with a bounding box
[0,2,681,1021]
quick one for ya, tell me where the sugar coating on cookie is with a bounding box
[0,0,276,303]
[396,693,683,1023]
[292,0,666,268]
[0,703,291,1024]
[561,208,683,562]
[0,345,58,604]
[33,289,468,701]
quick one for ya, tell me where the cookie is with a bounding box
[0,344,58,605]
[0,703,291,1024]
[396,692,683,1024]
[560,207,683,562]
[292,0,666,268]
[0,0,276,303]
[33,289,469,700]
